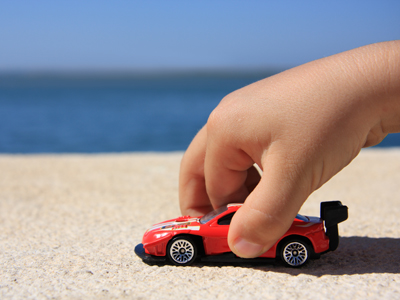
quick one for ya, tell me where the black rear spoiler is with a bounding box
[320,201,348,251]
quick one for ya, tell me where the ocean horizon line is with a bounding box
[0,69,283,89]
[0,68,286,80]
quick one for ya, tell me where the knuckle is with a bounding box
[207,95,246,140]
[207,106,229,133]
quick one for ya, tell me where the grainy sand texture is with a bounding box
[0,149,399,299]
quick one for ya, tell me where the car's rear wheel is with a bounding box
[167,236,197,266]
[280,239,310,267]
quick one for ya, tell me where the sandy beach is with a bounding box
[0,149,399,299]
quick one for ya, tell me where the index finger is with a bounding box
[204,136,256,209]
[179,126,213,216]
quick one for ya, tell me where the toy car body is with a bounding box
[135,201,348,267]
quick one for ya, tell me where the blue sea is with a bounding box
[0,72,399,153]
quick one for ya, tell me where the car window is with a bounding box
[199,205,228,224]
[295,214,309,222]
[217,212,235,225]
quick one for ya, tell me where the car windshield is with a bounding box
[199,205,228,224]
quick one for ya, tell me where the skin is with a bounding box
[179,41,400,258]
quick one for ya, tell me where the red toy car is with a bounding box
[135,201,348,267]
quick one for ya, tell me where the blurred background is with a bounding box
[0,0,399,153]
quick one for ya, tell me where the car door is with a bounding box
[203,212,235,255]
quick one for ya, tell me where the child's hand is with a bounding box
[179,41,400,258]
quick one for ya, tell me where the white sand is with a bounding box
[0,149,399,299]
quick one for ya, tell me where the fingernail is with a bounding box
[233,238,264,258]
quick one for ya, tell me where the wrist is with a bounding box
[333,41,400,146]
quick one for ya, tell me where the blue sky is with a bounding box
[0,0,399,72]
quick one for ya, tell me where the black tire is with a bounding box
[280,238,310,267]
[167,236,197,266]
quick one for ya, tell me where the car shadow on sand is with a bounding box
[195,236,400,276]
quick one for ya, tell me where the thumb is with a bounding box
[227,155,311,258]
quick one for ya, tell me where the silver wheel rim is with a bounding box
[169,239,195,264]
[283,241,308,266]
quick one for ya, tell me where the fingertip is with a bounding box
[182,204,214,217]
[227,184,300,258]
[231,237,267,258]
[228,205,287,258]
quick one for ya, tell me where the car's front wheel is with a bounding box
[167,236,197,266]
[280,239,310,267]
